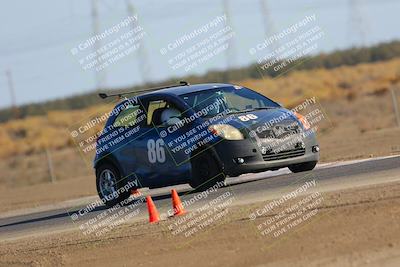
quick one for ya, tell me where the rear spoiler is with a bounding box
[98,81,189,99]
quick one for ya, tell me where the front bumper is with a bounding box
[213,131,319,176]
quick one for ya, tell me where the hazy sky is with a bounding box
[0,0,399,108]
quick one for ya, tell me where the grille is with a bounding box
[256,123,300,139]
[262,147,305,161]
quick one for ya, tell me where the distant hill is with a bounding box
[1,40,400,123]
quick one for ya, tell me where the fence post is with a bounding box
[390,86,400,128]
[45,148,56,183]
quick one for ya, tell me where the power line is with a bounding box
[1,0,394,58]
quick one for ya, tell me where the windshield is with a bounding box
[180,86,279,117]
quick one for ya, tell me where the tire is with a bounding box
[96,163,132,208]
[189,150,225,191]
[288,161,317,173]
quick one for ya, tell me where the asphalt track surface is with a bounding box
[1,155,399,241]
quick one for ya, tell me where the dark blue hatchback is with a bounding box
[94,82,319,207]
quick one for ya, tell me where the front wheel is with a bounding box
[96,163,132,207]
[288,161,317,173]
[189,150,225,191]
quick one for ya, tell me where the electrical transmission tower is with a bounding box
[259,0,280,56]
[222,0,236,80]
[91,0,106,89]
[348,0,367,46]
[125,0,152,84]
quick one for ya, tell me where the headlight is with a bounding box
[208,124,244,140]
[294,112,311,130]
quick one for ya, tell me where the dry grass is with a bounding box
[239,58,400,108]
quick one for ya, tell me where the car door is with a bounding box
[134,95,191,188]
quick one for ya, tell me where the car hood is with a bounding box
[205,107,300,130]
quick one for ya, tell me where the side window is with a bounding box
[146,100,182,127]
[147,100,167,126]
[113,104,144,127]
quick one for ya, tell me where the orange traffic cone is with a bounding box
[146,196,160,223]
[171,189,186,216]
[131,189,141,197]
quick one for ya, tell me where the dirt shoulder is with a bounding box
[1,179,399,267]
[0,176,96,215]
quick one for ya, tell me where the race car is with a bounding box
[94,82,319,206]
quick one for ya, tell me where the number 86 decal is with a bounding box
[238,114,258,121]
[147,139,166,163]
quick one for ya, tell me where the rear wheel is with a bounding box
[96,163,132,207]
[289,161,317,173]
[189,150,225,191]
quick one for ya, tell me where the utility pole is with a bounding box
[5,69,19,119]
[125,0,152,84]
[91,0,106,90]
